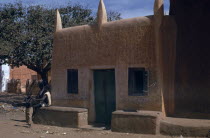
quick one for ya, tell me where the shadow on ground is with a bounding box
[0,93,25,105]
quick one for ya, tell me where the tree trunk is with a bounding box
[39,72,48,86]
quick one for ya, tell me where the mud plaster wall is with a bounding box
[173,0,210,113]
[52,16,162,112]
[161,16,177,116]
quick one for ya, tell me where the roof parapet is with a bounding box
[55,9,62,32]
[97,0,107,29]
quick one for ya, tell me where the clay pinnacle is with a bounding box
[97,0,107,28]
[55,9,62,32]
[154,0,164,16]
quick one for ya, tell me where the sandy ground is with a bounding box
[0,92,177,138]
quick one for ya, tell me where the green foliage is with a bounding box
[107,11,122,21]
[0,2,122,82]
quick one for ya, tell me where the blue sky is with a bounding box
[0,0,170,18]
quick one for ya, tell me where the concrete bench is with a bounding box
[160,117,210,137]
[111,110,162,134]
[33,106,88,128]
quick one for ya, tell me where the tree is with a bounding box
[107,11,122,21]
[0,2,122,84]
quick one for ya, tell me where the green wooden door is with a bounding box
[94,69,116,125]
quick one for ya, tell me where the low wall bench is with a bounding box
[33,106,88,128]
[111,110,163,134]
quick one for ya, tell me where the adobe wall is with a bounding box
[161,16,177,115]
[52,16,162,112]
[172,0,210,113]
[10,66,37,92]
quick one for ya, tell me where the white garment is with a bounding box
[44,91,51,106]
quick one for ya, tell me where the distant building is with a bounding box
[10,66,38,92]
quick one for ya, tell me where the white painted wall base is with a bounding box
[1,65,10,92]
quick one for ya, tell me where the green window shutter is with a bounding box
[67,69,78,94]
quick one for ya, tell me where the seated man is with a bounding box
[34,84,51,107]
[32,84,51,115]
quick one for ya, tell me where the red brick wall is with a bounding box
[10,66,37,92]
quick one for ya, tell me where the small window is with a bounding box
[67,69,78,94]
[128,68,148,96]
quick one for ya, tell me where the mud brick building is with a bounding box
[169,0,210,115]
[51,0,176,123]
[39,0,210,136]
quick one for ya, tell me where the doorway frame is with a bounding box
[89,66,116,123]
